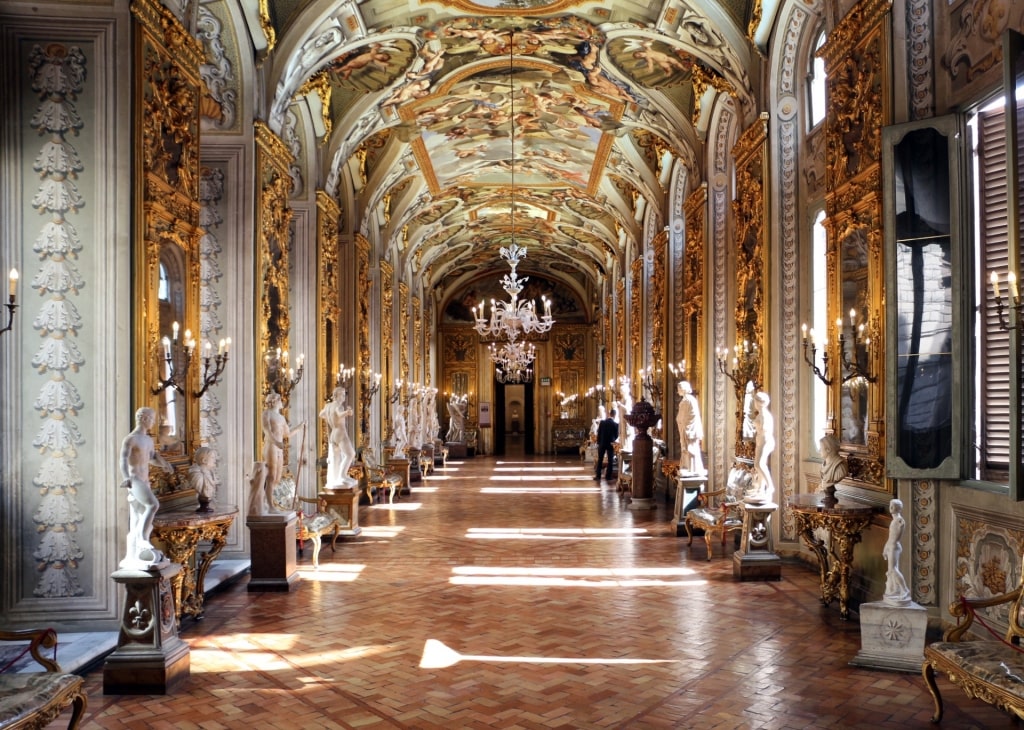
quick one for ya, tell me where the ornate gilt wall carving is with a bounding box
[380,258,393,394]
[413,296,422,384]
[356,234,372,406]
[630,257,643,374]
[615,279,625,378]
[399,281,409,381]
[683,185,706,395]
[650,229,667,372]
[254,120,295,406]
[821,0,890,490]
[316,190,340,455]
[133,0,205,488]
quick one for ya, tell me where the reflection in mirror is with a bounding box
[157,248,186,456]
[840,229,869,446]
[892,127,953,469]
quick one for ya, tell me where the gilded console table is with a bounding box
[790,495,874,620]
[152,504,237,622]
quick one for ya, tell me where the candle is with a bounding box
[801,323,808,340]
[204,341,212,357]
[1010,272,1019,300]
[225,337,232,353]
[172,321,180,341]
[8,268,17,299]
[849,308,857,327]
[808,327,816,345]
[992,271,1001,299]
[162,336,171,359]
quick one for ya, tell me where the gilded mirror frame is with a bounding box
[820,0,891,492]
[132,0,204,499]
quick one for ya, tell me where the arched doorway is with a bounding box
[493,379,535,456]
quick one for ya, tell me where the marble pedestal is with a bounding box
[104,562,190,694]
[246,512,299,592]
[446,441,467,459]
[408,447,422,483]
[850,600,927,672]
[627,433,656,510]
[387,457,411,495]
[733,502,781,581]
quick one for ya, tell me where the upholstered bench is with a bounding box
[923,577,1024,722]
[0,628,87,729]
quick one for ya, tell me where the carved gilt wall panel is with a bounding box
[316,190,340,457]
[399,281,409,382]
[683,184,707,396]
[615,279,626,378]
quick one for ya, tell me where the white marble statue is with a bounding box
[426,387,440,442]
[676,381,705,476]
[884,499,912,605]
[591,404,606,439]
[409,387,425,449]
[818,434,848,499]
[392,399,409,459]
[119,406,172,567]
[320,385,357,488]
[614,377,635,452]
[246,460,271,516]
[745,391,776,503]
[447,394,467,442]
[261,391,304,498]
[189,445,220,512]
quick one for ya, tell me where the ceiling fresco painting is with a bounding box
[266,0,763,319]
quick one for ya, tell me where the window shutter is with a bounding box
[979,106,1010,480]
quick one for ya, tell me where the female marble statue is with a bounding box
[676,381,705,475]
[614,378,635,452]
[392,399,409,459]
[261,391,304,497]
[447,395,467,442]
[320,385,357,488]
[746,391,775,503]
[884,499,912,605]
[119,406,172,567]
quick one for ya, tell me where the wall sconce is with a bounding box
[801,324,832,385]
[717,341,760,389]
[359,368,382,446]
[153,323,231,397]
[265,347,304,400]
[667,360,687,380]
[837,309,876,383]
[991,271,1021,331]
[1,268,17,337]
[638,365,663,407]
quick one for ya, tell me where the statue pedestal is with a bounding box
[733,502,781,581]
[408,447,422,483]
[387,457,411,495]
[446,441,467,459]
[246,512,299,591]
[104,562,190,694]
[850,600,928,672]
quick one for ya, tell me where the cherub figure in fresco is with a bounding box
[631,40,693,76]
[330,43,392,81]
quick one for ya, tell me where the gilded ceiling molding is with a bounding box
[316,190,341,453]
[295,70,332,143]
[27,42,88,599]
[257,0,277,56]
[281,109,304,198]
[255,120,296,408]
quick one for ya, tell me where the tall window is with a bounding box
[812,210,828,447]
[808,31,827,130]
[969,98,1010,484]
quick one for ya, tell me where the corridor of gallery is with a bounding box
[68,456,1006,729]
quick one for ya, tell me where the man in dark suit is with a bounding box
[595,409,619,480]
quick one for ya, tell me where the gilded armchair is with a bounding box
[684,465,750,560]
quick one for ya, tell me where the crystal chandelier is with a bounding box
[472,32,554,385]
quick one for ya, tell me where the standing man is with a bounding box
[595,408,619,480]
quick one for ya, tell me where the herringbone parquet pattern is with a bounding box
[63,453,1015,729]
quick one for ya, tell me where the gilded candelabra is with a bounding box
[359,368,382,446]
[717,341,760,390]
[638,366,664,411]
[1,269,18,338]
[153,321,231,397]
[991,271,1023,332]
[264,347,304,400]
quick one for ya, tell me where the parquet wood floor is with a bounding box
[61,453,1016,729]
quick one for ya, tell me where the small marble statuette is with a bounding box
[884,498,912,606]
[744,391,775,504]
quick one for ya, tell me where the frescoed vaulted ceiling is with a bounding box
[255,0,766,321]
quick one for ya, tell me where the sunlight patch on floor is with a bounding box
[369,502,422,511]
[410,486,439,493]
[297,563,366,581]
[358,525,406,538]
[448,564,703,587]
[492,466,589,473]
[479,486,602,494]
[419,639,679,669]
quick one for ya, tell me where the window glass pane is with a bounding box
[809,33,827,128]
